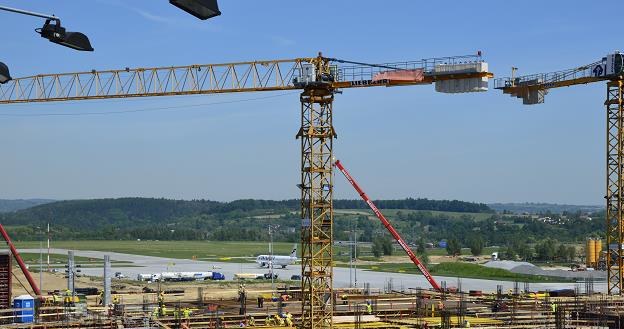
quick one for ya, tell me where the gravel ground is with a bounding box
[484,260,606,279]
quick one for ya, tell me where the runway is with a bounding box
[21,248,602,293]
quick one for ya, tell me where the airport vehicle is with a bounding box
[263,273,278,280]
[211,272,225,280]
[144,271,221,282]
[256,244,297,268]
[234,273,265,280]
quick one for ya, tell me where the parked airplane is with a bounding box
[256,244,298,268]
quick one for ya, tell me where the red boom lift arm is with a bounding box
[334,159,441,292]
[0,224,42,298]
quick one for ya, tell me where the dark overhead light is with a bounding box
[0,62,11,84]
[170,0,221,20]
[36,19,93,51]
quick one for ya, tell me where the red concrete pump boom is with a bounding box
[334,159,441,292]
[0,224,42,298]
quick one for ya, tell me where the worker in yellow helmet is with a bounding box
[151,307,159,319]
[275,314,285,326]
[285,312,293,327]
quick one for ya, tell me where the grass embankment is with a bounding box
[369,262,572,283]
[18,253,134,269]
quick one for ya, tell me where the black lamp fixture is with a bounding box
[169,0,221,20]
[0,62,11,84]
[36,19,93,51]
[0,5,94,51]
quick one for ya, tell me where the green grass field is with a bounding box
[368,262,572,283]
[13,240,499,262]
[14,240,306,260]
[18,253,132,266]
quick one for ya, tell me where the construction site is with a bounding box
[1,1,624,328]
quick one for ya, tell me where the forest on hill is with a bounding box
[0,197,603,257]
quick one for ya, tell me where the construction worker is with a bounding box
[112,295,120,305]
[274,313,285,326]
[285,312,293,327]
[183,307,191,325]
[248,317,256,326]
[464,320,471,327]
[64,289,73,306]
[257,295,264,308]
[365,301,372,314]
[98,290,104,305]
[151,307,159,319]
[158,292,165,304]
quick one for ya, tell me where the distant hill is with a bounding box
[489,202,604,214]
[0,198,604,247]
[0,197,491,241]
[0,199,55,213]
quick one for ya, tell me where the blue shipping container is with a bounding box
[13,295,34,323]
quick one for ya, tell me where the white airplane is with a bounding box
[256,244,298,268]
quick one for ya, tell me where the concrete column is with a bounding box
[103,255,111,305]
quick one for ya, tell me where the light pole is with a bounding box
[36,226,43,291]
[268,224,279,295]
[353,220,358,288]
[0,62,11,84]
[0,5,94,51]
[169,0,221,20]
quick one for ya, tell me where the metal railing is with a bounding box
[493,60,603,89]
[334,54,483,83]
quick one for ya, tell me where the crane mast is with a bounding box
[0,52,492,328]
[495,52,624,295]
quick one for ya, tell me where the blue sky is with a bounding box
[0,0,615,204]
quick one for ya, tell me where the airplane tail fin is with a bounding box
[291,244,297,257]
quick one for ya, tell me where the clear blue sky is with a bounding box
[0,0,615,204]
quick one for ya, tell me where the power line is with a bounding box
[0,91,299,117]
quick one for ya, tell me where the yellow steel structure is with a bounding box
[606,80,624,293]
[495,57,624,294]
[0,53,492,328]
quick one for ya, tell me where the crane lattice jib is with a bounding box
[0,54,490,104]
[494,60,605,91]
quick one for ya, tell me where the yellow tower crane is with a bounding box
[495,52,624,295]
[0,52,492,328]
